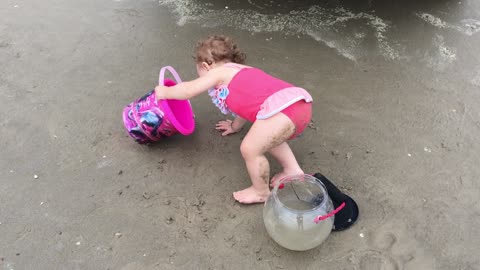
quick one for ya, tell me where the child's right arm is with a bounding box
[155,68,224,100]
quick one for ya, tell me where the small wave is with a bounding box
[159,0,401,61]
[417,13,480,36]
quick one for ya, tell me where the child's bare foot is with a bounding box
[233,186,270,204]
[270,170,304,187]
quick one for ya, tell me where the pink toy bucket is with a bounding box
[122,66,195,144]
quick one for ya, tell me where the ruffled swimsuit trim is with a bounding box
[256,87,313,120]
[208,86,234,116]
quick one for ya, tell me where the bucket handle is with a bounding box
[158,65,194,117]
[314,202,345,224]
[159,66,183,85]
[305,172,346,224]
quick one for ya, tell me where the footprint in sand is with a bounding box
[370,231,397,250]
[358,231,410,270]
[359,250,399,270]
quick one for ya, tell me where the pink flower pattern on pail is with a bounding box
[122,66,195,144]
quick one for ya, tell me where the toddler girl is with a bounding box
[155,35,313,204]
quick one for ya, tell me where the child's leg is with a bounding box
[269,100,312,186]
[234,113,295,204]
[269,142,304,187]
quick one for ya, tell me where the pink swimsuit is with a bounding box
[208,63,313,138]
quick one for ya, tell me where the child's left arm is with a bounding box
[155,68,223,100]
[216,116,247,136]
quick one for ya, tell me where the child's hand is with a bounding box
[154,85,168,100]
[216,120,239,136]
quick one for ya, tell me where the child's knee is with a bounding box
[240,142,252,158]
[240,141,260,159]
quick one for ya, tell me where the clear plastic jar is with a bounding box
[263,174,334,251]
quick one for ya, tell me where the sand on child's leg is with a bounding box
[233,113,296,204]
[233,154,270,204]
[269,142,304,187]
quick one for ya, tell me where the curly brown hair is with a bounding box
[194,35,246,65]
